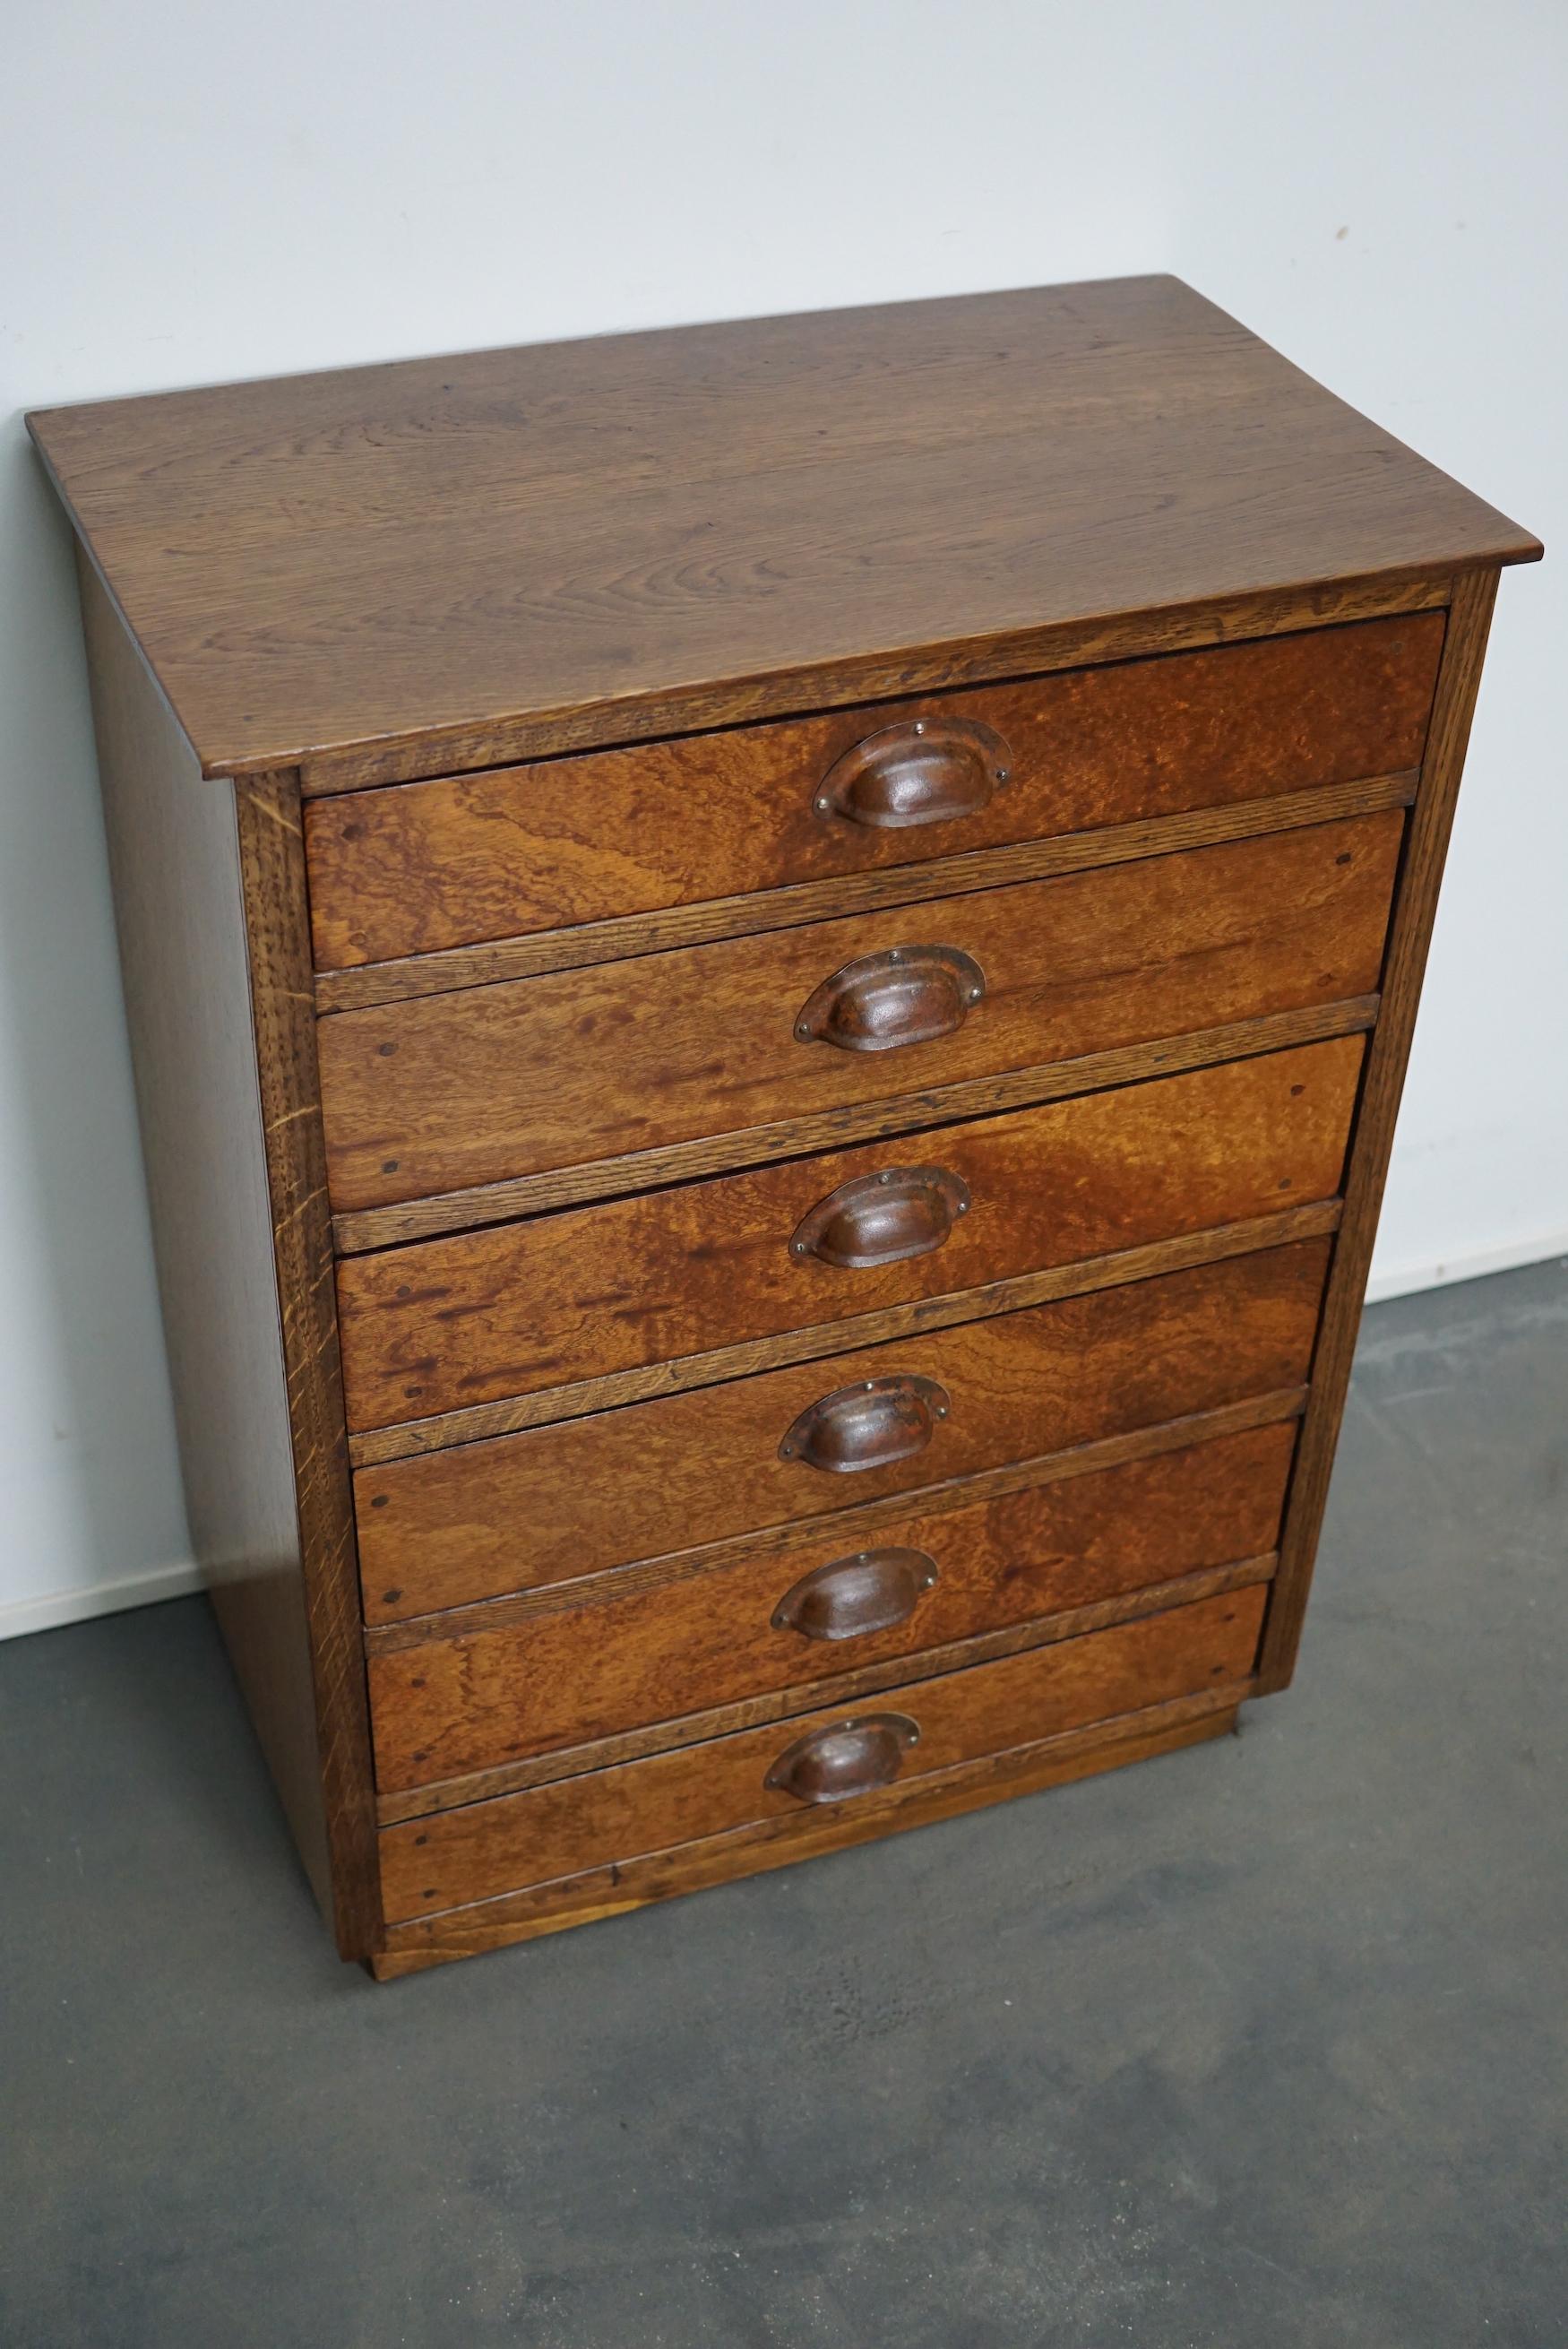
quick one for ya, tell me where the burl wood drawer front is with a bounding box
[357,1237,1328,1621]
[317,811,1400,1213]
[367,1422,1294,1792]
[378,1585,1266,1919]
[304,614,1439,971]
[337,1038,1362,1432]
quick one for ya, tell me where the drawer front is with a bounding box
[378,1584,1267,1919]
[318,810,1400,1213]
[306,614,1439,969]
[357,1236,1329,1620]
[338,1037,1362,1430]
[367,1421,1294,1792]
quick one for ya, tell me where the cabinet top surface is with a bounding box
[30,275,1538,780]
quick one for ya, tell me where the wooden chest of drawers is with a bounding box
[30,277,1538,1976]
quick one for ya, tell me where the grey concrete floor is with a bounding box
[4,1262,1566,2348]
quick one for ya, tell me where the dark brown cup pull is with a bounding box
[778,1373,949,1472]
[814,717,1012,830]
[794,945,986,1053]
[763,1713,920,1805]
[771,1548,940,1641]
[789,1164,970,1268]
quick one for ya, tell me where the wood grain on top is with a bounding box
[28,278,1538,781]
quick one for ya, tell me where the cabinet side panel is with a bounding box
[76,554,378,1955]
[232,768,382,1957]
[1258,565,1500,1687]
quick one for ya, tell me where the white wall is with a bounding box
[3,0,1564,1634]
